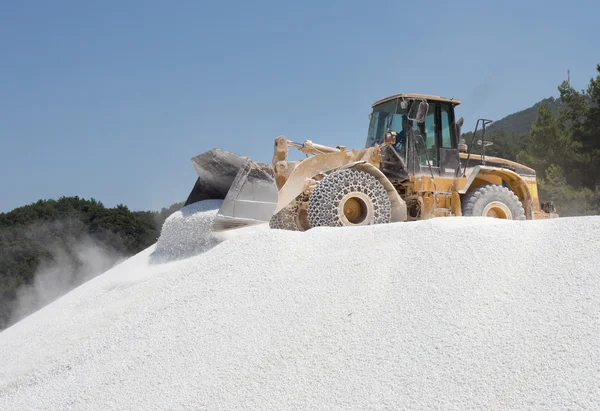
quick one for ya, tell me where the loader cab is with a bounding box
[366,94,462,179]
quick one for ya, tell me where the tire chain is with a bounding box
[308,169,391,227]
[269,191,311,231]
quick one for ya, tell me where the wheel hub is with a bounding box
[296,207,310,231]
[482,201,513,219]
[339,192,372,225]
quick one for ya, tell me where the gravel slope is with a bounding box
[1,203,598,410]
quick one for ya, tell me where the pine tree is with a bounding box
[556,65,600,189]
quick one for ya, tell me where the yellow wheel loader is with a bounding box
[184,93,558,233]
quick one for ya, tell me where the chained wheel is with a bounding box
[307,169,391,227]
[269,192,311,231]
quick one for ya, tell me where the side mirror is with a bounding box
[455,116,464,138]
[416,101,429,123]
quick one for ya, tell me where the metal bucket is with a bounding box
[185,149,278,232]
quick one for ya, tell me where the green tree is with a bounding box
[539,164,596,216]
[556,64,600,189]
[516,101,578,180]
[516,63,600,216]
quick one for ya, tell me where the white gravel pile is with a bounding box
[151,200,224,262]
[1,205,599,410]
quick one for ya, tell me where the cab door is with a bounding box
[438,102,460,177]
[415,103,440,175]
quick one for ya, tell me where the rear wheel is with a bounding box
[462,184,525,220]
[307,169,391,227]
[269,192,310,231]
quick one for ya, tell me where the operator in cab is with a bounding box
[394,115,409,155]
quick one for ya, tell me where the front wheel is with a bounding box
[307,169,392,227]
[461,184,526,220]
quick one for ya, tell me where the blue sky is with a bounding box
[0,0,598,212]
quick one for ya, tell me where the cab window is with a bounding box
[440,103,454,148]
[420,105,438,167]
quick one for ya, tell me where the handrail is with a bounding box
[462,118,493,177]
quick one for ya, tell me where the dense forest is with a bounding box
[0,198,183,331]
[1,63,598,332]
[461,63,600,216]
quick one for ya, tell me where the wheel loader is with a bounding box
[183,93,559,233]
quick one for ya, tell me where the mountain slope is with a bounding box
[458,97,564,162]
[485,97,563,136]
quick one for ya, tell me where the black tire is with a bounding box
[307,169,391,227]
[461,184,526,220]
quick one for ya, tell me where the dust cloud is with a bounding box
[7,222,126,327]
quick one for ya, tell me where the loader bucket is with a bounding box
[184,149,278,232]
